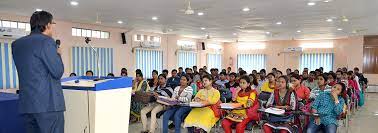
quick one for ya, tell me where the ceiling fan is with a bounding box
[179,0,195,15]
[179,0,213,15]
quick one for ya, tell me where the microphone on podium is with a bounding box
[83,37,102,81]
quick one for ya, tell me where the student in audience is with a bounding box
[184,75,221,133]
[203,66,208,72]
[303,71,318,90]
[69,73,77,77]
[319,67,324,73]
[131,72,150,122]
[227,67,232,74]
[132,72,149,93]
[216,72,230,102]
[162,75,193,133]
[167,69,180,89]
[222,69,227,74]
[260,69,267,78]
[315,69,322,76]
[136,69,142,75]
[222,75,259,133]
[186,73,198,95]
[271,68,277,74]
[286,68,292,76]
[252,70,258,76]
[178,67,185,77]
[347,71,360,100]
[121,68,128,76]
[291,74,310,102]
[193,71,201,83]
[310,74,331,99]
[107,73,114,77]
[307,83,346,133]
[294,69,300,75]
[336,70,343,83]
[263,76,297,133]
[351,70,362,92]
[239,70,247,76]
[162,69,169,77]
[225,72,239,89]
[238,68,243,74]
[354,67,368,87]
[256,73,264,91]
[121,72,128,77]
[327,72,337,86]
[341,67,347,73]
[261,73,276,93]
[193,66,198,75]
[148,70,159,90]
[86,70,94,76]
[141,74,173,133]
[276,70,283,78]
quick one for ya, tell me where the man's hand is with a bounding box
[57,47,62,55]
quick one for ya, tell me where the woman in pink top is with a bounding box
[291,74,310,102]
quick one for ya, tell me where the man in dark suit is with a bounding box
[12,11,65,133]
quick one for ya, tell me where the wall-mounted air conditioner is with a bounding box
[283,47,303,53]
[0,27,28,39]
[139,41,160,48]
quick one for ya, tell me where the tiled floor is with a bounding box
[129,93,378,133]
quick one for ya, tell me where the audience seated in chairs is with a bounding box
[162,75,193,133]
[222,75,260,133]
[263,76,298,133]
[306,83,346,133]
[184,75,221,133]
[141,74,173,133]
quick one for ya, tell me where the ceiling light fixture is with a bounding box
[297,30,302,33]
[36,8,42,11]
[233,33,237,35]
[197,12,204,16]
[276,21,282,25]
[117,21,123,24]
[265,32,271,34]
[323,0,330,3]
[242,7,250,12]
[307,2,316,6]
[337,28,343,31]
[342,18,349,22]
[201,27,206,30]
[70,1,79,6]
[326,18,333,22]
[152,16,158,20]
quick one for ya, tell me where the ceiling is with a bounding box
[1,0,377,41]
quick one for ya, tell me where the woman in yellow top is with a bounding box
[222,75,259,133]
[261,73,276,93]
[184,75,221,133]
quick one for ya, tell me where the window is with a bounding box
[237,54,266,73]
[71,27,110,39]
[0,20,30,32]
[0,40,19,89]
[135,49,163,79]
[2,20,11,27]
[71,47,114,76]
[300,53,334,72]
[207,53,222,70]
[177,51,197,69]
[10,21,17,28]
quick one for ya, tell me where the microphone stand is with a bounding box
[84,38,102,81]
